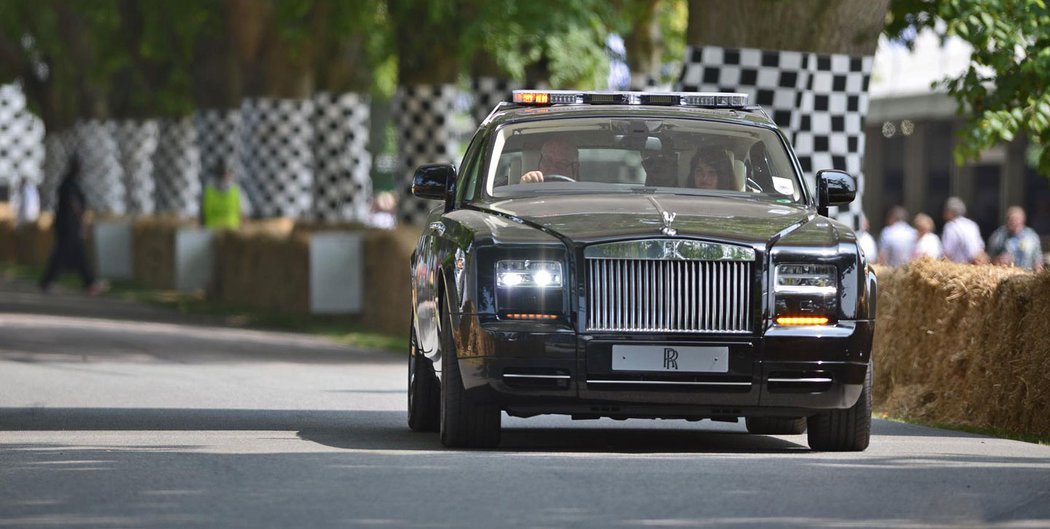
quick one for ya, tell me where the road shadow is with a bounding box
[4,406,1029,456]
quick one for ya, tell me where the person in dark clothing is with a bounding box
[40,155,106,295]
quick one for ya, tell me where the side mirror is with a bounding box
[411,163,456,201]
[816,170,856,208]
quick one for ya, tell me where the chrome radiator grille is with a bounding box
[586,258,753,333]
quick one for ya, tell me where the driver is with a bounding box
[521,138,578,183]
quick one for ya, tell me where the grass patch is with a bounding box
[2,263,405,353]
[875,411,1050,446]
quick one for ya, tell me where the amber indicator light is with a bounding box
[505,313,558,320]
[776,316,830,326]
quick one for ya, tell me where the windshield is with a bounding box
[481,116,804,203]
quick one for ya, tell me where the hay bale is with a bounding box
[362,226,421,335]
[214,227,309,313]
[15,214,54,267]
[873,259,1050,438]
[0,218,15,263]
[132,217,193,289]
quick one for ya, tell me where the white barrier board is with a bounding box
[175,228,214,292]
[310,232,363,314]
[94,219,132,280]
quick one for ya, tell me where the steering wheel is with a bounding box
[543,174,577,183]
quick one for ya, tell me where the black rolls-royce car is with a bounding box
[407,90,876,451]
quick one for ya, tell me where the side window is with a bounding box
[456,131,488,204]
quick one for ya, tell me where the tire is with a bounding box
[438,308,501,448]
[807,363,872,452]
[407,323,439,432]
[746,416,807,435]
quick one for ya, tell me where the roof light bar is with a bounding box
[510,90,749,109]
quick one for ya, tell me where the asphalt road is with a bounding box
[2,278,1049,529]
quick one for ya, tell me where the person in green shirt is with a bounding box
[202,161,247,229]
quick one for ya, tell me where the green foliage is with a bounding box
[887,0,1050,177]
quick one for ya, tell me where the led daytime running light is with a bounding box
[776,316,830,326]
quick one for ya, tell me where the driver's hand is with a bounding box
[521,171,545,183]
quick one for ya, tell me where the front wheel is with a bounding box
[807,363,872,451]
[439,308,500,448]
[407,322,439,432]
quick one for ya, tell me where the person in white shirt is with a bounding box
[941,196,986,264]
[878,206,916,267]
[911,213,943,259]
[14,177,40,226]
[857,214,877,261]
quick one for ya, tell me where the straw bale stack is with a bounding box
[14,214,53,267]
[214,227,310,313]
[0,217,15,263]
[873,259,1049,438]
[132,216,192,289]
[363,226,421,335]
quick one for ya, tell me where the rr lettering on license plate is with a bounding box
[612,345,729,373]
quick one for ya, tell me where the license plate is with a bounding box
[612,345,729,373]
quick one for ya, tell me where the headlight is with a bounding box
[774,264,836,296]
[496,260,563,288]
[774,263,837,325]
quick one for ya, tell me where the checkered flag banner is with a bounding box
[240,98,315,218]
[677,46,872,229]
[0,83,45,188]
[312,92,372,223]
[394,84,460,225]
[471,77,521,127]
[74,120,126,215]
[194,109,241,190]
[152,117,201,217]
[113,120,159,215]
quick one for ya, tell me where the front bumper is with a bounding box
[451,315,873,419]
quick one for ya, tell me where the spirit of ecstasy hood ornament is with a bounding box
[661,210,677,237]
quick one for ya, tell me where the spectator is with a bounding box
[689,147,735,190]
[39,155,107,295]
[878,206,916,267]
[911,213,943,259]
[14,176,40,226]
[987,206,1043,272]
[201,160,249,229]
[942,196,987,264]
[857,213,877,261]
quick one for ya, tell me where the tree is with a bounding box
[886,0,1050,176]
[687,0,888,56]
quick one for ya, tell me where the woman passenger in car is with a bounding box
[689,148,734,190]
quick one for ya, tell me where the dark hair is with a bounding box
[62,154,81,182]
[689,148,734,189]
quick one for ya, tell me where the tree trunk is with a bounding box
[625,0,662,89]
[686,0,888,56]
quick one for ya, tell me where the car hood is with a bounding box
[476,193,818,247]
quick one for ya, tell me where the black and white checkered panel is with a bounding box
[74,120,126,215]
[240,98,314,218]
[312,92,372,223]
[194,109,241,189]
[394,84,459,225]
[113,120,159,215]
[40,131,75,212]
[677,46,872,230]
[0,83,45,189]
[152,118,201,217]
[793,54,872,226]
[470,77,521,127]
[678,46,811,133]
